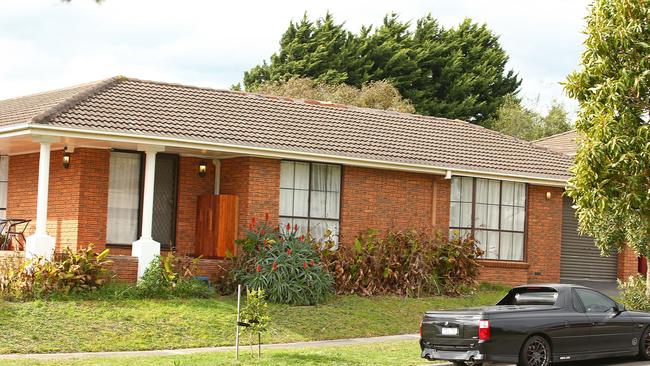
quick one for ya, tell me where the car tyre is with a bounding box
[519,335,551,366]
[640,326,650,360]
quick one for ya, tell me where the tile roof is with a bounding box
[0,76,573,181]
[533,130,578,157]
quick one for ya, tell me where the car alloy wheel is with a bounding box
[520,336,550,366]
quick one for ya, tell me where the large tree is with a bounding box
[243,13,520,124]
[564,0,650,292]
[489,96,572,141]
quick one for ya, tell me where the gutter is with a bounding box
[4,124,570,188]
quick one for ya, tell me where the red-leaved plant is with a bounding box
[233,216,333,305]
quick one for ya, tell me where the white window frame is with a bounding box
[0,156,8,220]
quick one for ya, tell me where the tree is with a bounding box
[564,0,650,294]
[251,77,415,113]
[489,97,572,141]
[243,13,520,123]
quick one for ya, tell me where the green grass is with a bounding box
[0,284,507,354]
[2,340,429,366]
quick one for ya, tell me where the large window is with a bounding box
[0,156,8,220]
[450,176,526,261]
[106,152,142,245]
[279,161,341,245]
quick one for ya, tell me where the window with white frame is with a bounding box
[449,176,526,261]
[0,156,8,220]
[106,152,142,244]
[279,161,341,245]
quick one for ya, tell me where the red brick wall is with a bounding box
[219,157,280,234]
[76,149,110,250]
[618,247,639,280]
[525,185,564,283]
[175,157,215,256]
[7,149,87,251]
[340,166,446,246]
[478,260,530,286]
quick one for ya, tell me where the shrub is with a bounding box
[618,275,650,312]
[0,245,112,301]
[233,218,334,305]
[320,229,482,297]
[135,252,214,299]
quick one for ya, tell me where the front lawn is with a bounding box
[0,284,507,354]
[3,340,425,366]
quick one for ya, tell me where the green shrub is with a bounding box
[0,245,112,301]
[135,252,214,299]
[320,229,482,297]
[233,218,334,306]
[618,275,650,312]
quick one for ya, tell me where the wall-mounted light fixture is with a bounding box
[198,161,207,177]
[444,170,452,180]
[546,191,552,200]
[62,147,71,169]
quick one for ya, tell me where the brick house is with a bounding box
[0,77,637,285]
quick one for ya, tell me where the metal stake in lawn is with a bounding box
[235,284,241,360]
[235,285,262,359]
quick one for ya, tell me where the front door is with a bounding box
[152,154,178,249]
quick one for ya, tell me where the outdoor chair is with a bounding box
[0,219,9,250]
[4,219,30,251]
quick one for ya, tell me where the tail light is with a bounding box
[478,320,490,341]
[419,321,423,337]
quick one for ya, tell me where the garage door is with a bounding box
[560,196,618,283]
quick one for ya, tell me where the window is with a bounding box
[279,161,341,245]
[106,151,179,247]
[450,177,527,261]
[0,156,7,220]
[106,152,142,245]
[575,288,617,313]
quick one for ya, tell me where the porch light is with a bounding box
[198,161,207,177]
[546,191,552,200]
[62,148,71,169]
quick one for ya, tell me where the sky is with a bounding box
[0,0,591,117]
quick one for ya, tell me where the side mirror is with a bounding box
[615,303,626,313]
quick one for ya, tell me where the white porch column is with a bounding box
[132,145,163,278]
[25,139,57,259]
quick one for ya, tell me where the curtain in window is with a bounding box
[106,152,141,244]
[449,177,526,261]
[0,156,7,220]
[279,161,341,244]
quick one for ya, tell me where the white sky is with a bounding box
[0,0,590,117]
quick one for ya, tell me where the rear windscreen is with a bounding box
[497,287,559,306]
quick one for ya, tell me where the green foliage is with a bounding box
[0,245,112,301]
[253,77,415,113]
[618,275,650,312]
[488,96,572,140]
[136,252,214,299]
[244,13,520,123]
[564,0,650,274]
[240,288,270,334]
[320,229,483,297]
[233,218,334,305]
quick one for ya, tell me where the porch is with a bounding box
[0,132,276,279]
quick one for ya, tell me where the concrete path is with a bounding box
[0,333,420,361]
